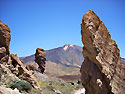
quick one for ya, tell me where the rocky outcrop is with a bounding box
[0,63,19,85]
[0,21,40,90]
[35,48,46,73]
[0,21,11,63]
[9,54,40,89]
[0,86,22,94]
[80,10,125,94]
[0,20,11,55]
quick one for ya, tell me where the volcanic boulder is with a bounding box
[80,10,125,94]
[35,48,46,73]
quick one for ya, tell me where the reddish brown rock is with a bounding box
[0,21,40,90]
[0,21,11,63]
[9,54,40,89]
[35,48,46,73]
[0,20,11,55]
[0,91,3,94]
[80,10,125,94]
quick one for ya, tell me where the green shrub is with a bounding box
[32,72,35,74]
[60,83,65,86]
[10,80,32,91]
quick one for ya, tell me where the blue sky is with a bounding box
[0,0,125,57]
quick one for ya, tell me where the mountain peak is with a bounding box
[63,44,74,51]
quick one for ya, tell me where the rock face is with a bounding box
[0,21,40,90]
[80,10,125,94]
[35,48,46,73]
[9,54,40,89]
[0,21,11,64]
[0,20,11,55]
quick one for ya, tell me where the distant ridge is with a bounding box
[20,44,125,67]
[20,44,84,68]
[121,58,125,64]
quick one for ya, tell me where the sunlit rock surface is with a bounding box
[80,10,125,94]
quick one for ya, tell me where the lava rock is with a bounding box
[80,10,125,94]
[35,48,46,73]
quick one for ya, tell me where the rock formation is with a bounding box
[0,21,40,89]
[0,21,11,64]
[80,10,125,94]
[9,54,40,89]
[0,20,11,55]
[35,48,46,73]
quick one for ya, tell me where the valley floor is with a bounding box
[33,71,83,94]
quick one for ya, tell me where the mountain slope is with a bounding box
[121,58,125,64]
[20,44,84,68]
[46,44,83,68]
[20,44,125,67]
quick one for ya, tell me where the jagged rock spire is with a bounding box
[35,48,46,73]
[80,10,125,94]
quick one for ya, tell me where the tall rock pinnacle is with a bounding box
[0,20,11,61]
[80,10,125,94]
[0,20,11,54]
[35,48,46,73]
